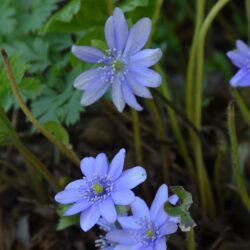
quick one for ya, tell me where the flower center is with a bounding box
[93,183,104,194]
[146,229,155,238]
[112,59,124,72]
[81,175,113,203]
[133,218,160,246]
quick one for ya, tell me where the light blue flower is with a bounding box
[106,184,179,250]
[227,40,250,87]
[72,7,162,112]
[54,149,147,232]
[95,218,128,250]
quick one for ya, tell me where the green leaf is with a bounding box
[119,0,149,12]
[0,54,31,111]
[0,0,16,35]
[91,39,107,51]
[19,77,42,100]
[15,0,58,33]
[56,204,79,230]
[41,0,107,33]
[41,0,82,33]
[44,121,70,145]
[164,186,196,232]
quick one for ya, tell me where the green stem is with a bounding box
[246,0,250,43]
[107,0,114,15]
[131,109,151,202]
[146,0,164,47]
[160,81,195,179]
[131,109,143,165]
[193,0,230,217]
[185,0,206,120]
[146,100,169,182]
[228,103,250,212]
[232,88,250,128]
[0,49,80,166]
[187,229,196,250]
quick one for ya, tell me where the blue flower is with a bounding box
[227,40,250,87]
[106,184,179,250]
[72,7,162,112]
[95,219,126,250]
[55,149,147,232]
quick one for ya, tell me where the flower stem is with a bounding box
[246,0,250,43]
[193,0,230,217]
[107,0,114,15]
[0,49,80,167]
[232,88,250,128]
[187,229,196,250]
[185,0,206,121]
[131,109,143,165]
[228,103,250,212]
[146,100,169,182]
[131,109,151,202]
[158,69,195,179]
[146,0,164,47]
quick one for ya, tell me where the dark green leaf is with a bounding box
[56,204,79,230]
[165,186,196,232]
[120,0,149,12]
[0,0,16,35]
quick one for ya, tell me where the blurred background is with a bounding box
[0,0,250,249]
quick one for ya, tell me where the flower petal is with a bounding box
[112,189,135,205]
[112,77,126,112]
[230,69,250,87]
[94,153,109,176]
[105,8,128,51]
[113,8,129,51]
[80,204,101,231]
[106,230,137,245]
[126,73,152,98]
[65,179,86,190]
[64,200,91,216]
[168,194,179,205]
[118,216,141,230]
[150,184,168,221]
[131,197,150,219]
[99,198,117,223]
[80,79,110,106]
[122,82,143,111]
[154,238,166,250]
[236,40,250,54]
[105,16,115,50]
[159,222,178,235]
[71,45,106,63]
[124,18,151,55]
[130,49,162,68]
[80,157,95,178]
[108,148,126,180]
[115,166,147,189]
[73,68,100,90]
[227,51,247,69]
[132,68,162,87]
[54,190,82,204]
[235,72,250,87]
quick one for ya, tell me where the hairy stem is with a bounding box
[187,229,196,250]
[185,0,206,120]
[0,49,80,166]
[192,0,230,217]
[228,103,250,212]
